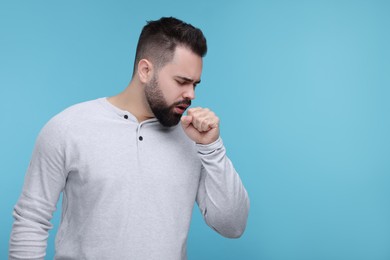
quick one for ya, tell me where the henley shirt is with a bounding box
[9,97,249,260]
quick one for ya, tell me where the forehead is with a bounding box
[159,46,203,81]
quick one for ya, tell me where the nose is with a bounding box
[183,86,195,100]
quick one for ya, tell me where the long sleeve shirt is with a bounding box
[9,97,250,260]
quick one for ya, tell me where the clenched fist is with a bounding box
[181,107,220,145]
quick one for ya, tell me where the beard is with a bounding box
[145,75,191,127]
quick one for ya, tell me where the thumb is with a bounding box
[181,115,193,128]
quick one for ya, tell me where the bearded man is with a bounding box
[9,17,249,260]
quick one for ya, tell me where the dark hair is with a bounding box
[132,17,207,76]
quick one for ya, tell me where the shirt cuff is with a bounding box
[196,137,224,155]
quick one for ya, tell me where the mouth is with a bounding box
[174,104,189,114]
[173,100,191,115]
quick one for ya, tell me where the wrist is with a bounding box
[196,137,223,154]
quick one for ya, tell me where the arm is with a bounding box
[181,108,249,238]
[196,138,249,238]
[9,118,68,259]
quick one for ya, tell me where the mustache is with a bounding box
[172,99,191,107]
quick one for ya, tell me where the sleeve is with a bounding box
[195,137,250,238]
[9,118,68,260]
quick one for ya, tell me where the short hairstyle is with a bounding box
[132,17,207,77]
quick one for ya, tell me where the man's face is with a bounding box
[145,46,203,127]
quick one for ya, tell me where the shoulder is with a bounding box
[55,98,105,121]
[38,98,105,140]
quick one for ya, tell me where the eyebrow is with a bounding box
[175,76,201,85]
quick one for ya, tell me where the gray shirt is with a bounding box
[9,97,249,260]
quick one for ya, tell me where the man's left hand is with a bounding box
[181,107,220,145]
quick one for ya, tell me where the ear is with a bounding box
[137,59,154,84]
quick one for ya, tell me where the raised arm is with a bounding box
[196,138,249,238]
[181,107,249,238]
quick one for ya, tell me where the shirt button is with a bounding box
[124,115,128,119]
[139,136,143,141]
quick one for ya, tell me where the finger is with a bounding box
[203,118,219,131]
[200,119,212,132]
[191,109,217,131]
[187,107,203,116]
[181,115,193,128]
[209,116,220,129]
[188,108,209,123]
[191,115,205,131]
[210,121,219,129]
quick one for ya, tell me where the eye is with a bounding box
[176,80,186,86]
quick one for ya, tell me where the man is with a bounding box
[9,17,249,260]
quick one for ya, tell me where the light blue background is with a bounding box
[1,1,390,259]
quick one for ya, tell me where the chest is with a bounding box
[65,122,202,196]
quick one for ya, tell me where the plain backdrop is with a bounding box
[1,1,390,259]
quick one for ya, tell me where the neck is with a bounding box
[107,79,154,123]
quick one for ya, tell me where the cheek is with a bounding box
[159,81,181,103]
